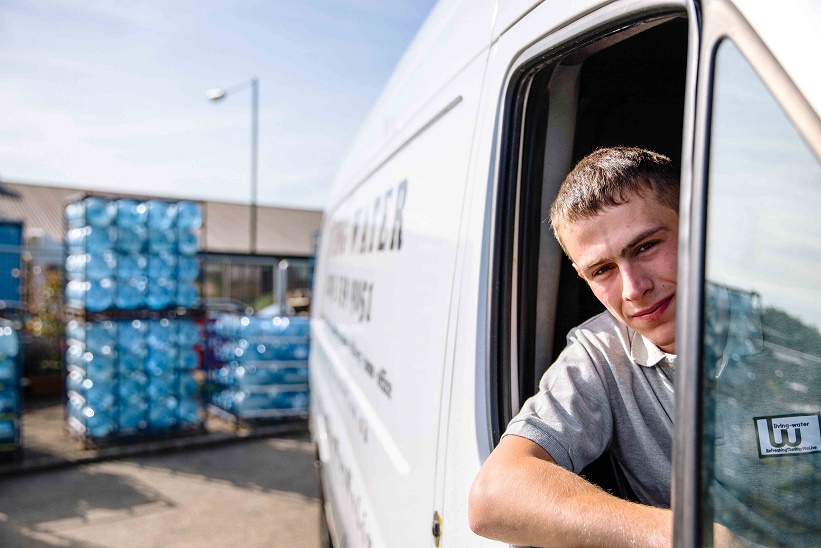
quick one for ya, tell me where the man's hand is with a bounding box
[714,523,746,548]
[469,435,672,547]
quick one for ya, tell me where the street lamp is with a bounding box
[207,77,259,254]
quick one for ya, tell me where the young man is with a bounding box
[469,147,738,547]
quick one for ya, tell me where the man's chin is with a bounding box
[650,329,676,354]
[632,323,676,353]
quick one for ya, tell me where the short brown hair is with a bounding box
[549,146,679,252]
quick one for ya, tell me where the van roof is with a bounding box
[327,0,820,211]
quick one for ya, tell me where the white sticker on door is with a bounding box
[754,414,821,458]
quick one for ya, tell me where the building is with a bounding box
[0,180,323,315]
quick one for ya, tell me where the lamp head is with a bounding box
[206,88,226,101]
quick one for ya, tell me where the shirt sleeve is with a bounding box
[503,329,614,473]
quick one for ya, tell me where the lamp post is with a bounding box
[207,77,259,254]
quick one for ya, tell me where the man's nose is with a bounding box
[621,264,653,302]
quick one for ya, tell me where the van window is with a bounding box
[701,40,821,545]
[490,12,689,496]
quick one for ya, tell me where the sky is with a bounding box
[0,0,438,211]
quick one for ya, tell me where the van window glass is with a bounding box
[701,40,821,545]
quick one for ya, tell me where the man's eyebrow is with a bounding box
[580,225,668,272]
[620,225,668,256]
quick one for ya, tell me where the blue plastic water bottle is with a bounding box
[86,252,116,281]
[85,197,116,228]
[117,352,142,373]
[65,343,85,369]
[146,350,173,376]
[86,279,116,311]
[147,200,177,231]
[119,377,147,406]
[0,326,20,359]
[146,281,174,310]
[148,396,178,429]
[64,254,87,280]
[67,394,85,420]
[178,373,198,398]
[177,347,199,370]
[84,407,115,438]
[84,380,116,412]
[86,321,115,353]
[118,403,147,431]
[176,282,198,308]
[177,202,202,230]
[147,230,175,254]
[0,388,19,414]
[86,353,116,382]
[117,319,147,355]
[177,230,198,255]
[65,369,84,395]
[147,252,176,280]
[123,369,148,390]
[177,256,199,282]
[66,201,86,229]
[116,199,147,229]
[116,254,147,280]
[147,373,173,400]
[115,224,147,254]
[86,227,115,254]
[0,358,16,383]
[176,319,201,347]
[177,399,200,424]
[0,420,16,440]
[115,279,146,310]
[146,319,174,350]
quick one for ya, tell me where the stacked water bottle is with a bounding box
[0,322,22,457]
[65,317,203,438]
[209,315,310,419]
[64,195,205,441]
[65,196,201,312]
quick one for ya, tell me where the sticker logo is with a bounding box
[754,413,821,458]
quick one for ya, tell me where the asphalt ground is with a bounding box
[0,398,323,547]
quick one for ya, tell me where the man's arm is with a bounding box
[468,435,671,547]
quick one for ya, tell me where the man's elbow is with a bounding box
[468,469,504,538]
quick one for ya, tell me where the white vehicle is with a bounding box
[309,0,820,546]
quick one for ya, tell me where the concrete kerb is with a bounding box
[0,420,309,478]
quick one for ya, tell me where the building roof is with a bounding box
[0,181,323,257]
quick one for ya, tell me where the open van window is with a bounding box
[490,13,689,496]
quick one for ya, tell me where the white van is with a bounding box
[309,0,820,546]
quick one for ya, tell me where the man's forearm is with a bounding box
[468,435,671,547]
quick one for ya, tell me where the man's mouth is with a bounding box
[632,295,675,321]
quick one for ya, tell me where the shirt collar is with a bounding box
[629,329,667,367]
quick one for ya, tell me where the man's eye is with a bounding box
[594,265,613,276]
[637,241,657,253]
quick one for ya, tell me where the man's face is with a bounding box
[561,192,679,353]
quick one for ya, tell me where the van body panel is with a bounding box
[328,0,496,209]
[491,0,613,43]
[311,42,491,546]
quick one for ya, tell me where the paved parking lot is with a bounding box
[0,435,322,547]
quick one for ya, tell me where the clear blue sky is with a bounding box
[0,0,437,211]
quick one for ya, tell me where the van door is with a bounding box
[674,0,821,545]
[441,0,698,544]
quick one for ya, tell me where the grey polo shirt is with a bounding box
[504,311,675,507]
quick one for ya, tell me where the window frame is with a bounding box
[673,1,821,546]
[487,0,697,446]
